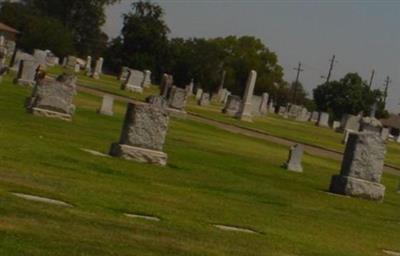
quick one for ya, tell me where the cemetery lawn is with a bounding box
[1,75,400,256]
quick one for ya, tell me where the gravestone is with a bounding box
[25,74,76,121]
[160,74,173,97]
[329,132,386,201]
[238,70,257,122]
[143,70,151,88]
[97,94,114,116]
[167,86,188,118]
[74,63,80,73]
[185,79,194,96]
[268,101,275,113]
[122,69,145,93]
[317,112,330,127]
[342,129,357,144]
[222,91,231,105]
[284,144,303,172]
[288,104,302,118]
[381,127,389,141]
[278,106,287,116]
[223,95,242,116]
[251,95,262,116]
[340,114,361,132]
[360,117,382,134]
[146,95,168,110]
[14,59,38,86]
[92,57,103,79]
[119,66,130,81]
[259,93,269,115]
[66,56,77,69]
[6,41,15,57]
[332,121,341,130]
[109,103,169,166]
[309,111,319,122]
[296,108,309,122]
[33,49,47,68]
[198,92,210,106]
[62,57,67,66]
[85,56,92,74]
[11,51,34,71]
[217,70,226,100]
[195,88,203,100]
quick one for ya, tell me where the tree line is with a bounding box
[0,0,388,119]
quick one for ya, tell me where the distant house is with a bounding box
[0,22,19,41]
[381,114,400,137]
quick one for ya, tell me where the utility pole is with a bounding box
[368,69,375,89]
[292,61,304,104]
[383,76,391,107]
[326,54,336,83]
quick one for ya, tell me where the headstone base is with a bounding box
[284,162,303,173]
[126,86,143,93]
[30,107,72,121]
[97,109,113,116]
[167,108,187,119]
[238,114,253,122]
[223,109,239,117]
[109,143,167,166]
[329,175,385,201]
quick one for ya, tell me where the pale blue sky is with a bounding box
[104,0,400,112]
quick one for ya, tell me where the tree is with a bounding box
[313,73,385,120]
[0,1,74,57]
[22,0,119,56]
[107,1,170,78]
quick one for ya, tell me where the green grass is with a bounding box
[0,75,400,255]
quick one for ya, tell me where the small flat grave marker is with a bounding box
[12,192,72,207]
[213,224,258,234]
[124,213,160,222]
[383,250,400,256]
[80,148,110,157]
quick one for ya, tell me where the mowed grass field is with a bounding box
[0,74,400,255]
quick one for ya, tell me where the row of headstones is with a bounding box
[62,55,104,79]
[119,66,151,93]
[285,129,387,201]
[14,68,394,202]
[340,114,389,143]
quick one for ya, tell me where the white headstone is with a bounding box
[238,70,257,122]
[98,95,114,116]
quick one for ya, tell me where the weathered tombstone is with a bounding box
[62,57,67,67]
[251,95,262,116]
[381,127,389,141]
[288,104,302,118]
[142,70,151,88]
[25,74,76,121]
[259,93,269,115]
[332,121,341,130]
[198,92,210,106]
[66,56,77,69]
[14,59,38,86]
[238,70,257,122]
[268,101,275,113]
[97,95,114,116]
[329,132,386,201]
[342,129,356,144]
[160,74,173,98]
[222,95,242,116]
[122,69,145,93]
[222,91,231,105]
[340,114,361,132]
[278,106,287,116]
[284,144,303,172]
[317,112,330,127]
[109,102,169,166]
[11,51,34,71]
[195,88,203,100]
[360,117,382,134]
[309,111,319,122]
[92,57,103,79]
[119,66,130,81]
[167,86,188,118]
[33,49,47,67]
[296,108,309,122]
[85,56,92,74]
[74,63,80,73]
[185,79,194,96]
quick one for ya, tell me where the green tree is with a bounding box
[22,0,119,56]
[0,1,74,57]
[313,73,385,120]
[108,1,169,78]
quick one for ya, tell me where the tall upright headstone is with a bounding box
[217,70,226,99]
[238,70,257,122]
[268,101,275,113]
[14,59,38,86]
[110,103,169,166]
[259,93,269,115]
[119,66,130,81]
[195,88,203,100]
[92,57,103,79]
[85,56,92,74]
[142,70,152,88]
[329,132,386,201]
[317,112,330,127]
[284,144,304,172]
[97,94,114,116]
[160,74,173,98]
